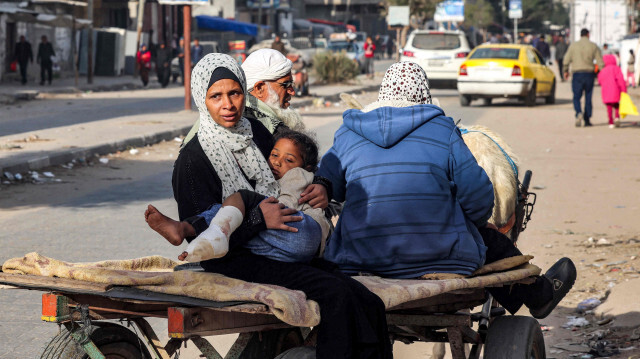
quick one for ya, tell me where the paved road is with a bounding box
[0,84,491,358]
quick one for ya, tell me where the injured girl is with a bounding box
[145,129,331,264]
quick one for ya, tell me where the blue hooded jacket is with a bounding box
[317,103,494,278]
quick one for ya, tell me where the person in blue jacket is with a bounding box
[317,62,576,319]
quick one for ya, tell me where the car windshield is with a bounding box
[329,41,356,52]
[470,48,520,60]
[412,33,461,50]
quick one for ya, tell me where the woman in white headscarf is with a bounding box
[171,53,392,359]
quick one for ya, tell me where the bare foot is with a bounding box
[145,204,185,246]
[178,251,188,261]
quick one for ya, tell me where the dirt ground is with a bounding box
[431,88,640,359]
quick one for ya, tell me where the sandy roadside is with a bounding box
[394,83,640,358]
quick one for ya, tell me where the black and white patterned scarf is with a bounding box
[191,53,279,200]
[378,62,433,105]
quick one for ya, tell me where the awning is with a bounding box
[0,3,37,14]
[195,15,264,37]
[8,12,92,28]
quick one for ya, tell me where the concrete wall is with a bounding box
[0,14,6,82]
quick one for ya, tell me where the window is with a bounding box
[469,48,520,60]
[411,33,461,50]
[526,50,540,64]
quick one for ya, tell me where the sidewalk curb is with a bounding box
[0,81,162,104]
[1,82,381,176]
[0,126,191,176]
[295,83,380,108]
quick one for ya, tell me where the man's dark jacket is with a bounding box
[14,41,33,64]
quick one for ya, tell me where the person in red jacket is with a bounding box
[136,44,152,87]
[598,54,627,128]
[363,36,376,79]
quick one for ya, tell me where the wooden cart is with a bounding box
[0,264,545,359]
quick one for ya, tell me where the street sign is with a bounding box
[246,0,280,8]
[157,0,207,5]
[509,0,523,19]
[434,0,464,22]
[387,6,410,27]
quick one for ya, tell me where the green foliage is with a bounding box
[465,0,495,29]
[519,0,569,31]
[313,51,360,84]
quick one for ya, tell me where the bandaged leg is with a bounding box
[182,206,243,262]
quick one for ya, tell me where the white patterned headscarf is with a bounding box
[378,62,433,105]
[191,53,279,200]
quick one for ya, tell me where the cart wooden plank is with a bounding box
[0,272,111,292]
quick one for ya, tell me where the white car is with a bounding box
[400,30,471,85]
[247,39,311,65]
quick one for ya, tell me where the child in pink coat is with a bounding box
[598,54,627,128]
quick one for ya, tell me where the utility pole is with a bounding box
[135,0,146,77]
[184,5,191,110]
[87,0,93,84]
[257,0,264,38]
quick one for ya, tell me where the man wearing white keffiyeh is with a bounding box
[170,53,392,359]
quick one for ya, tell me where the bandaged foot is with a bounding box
[180,206,243,262]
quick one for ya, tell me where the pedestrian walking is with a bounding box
[535,35,550,64]
[175,38,185,84]
[155,42,172,88]
[136,44,152,87]
[598,54,627,128]
[271,35,286,56]
[374,34,383,59]
[627,50,636,88]
[363,36,376,79]
[191,38,204,67]
[13,35,33,85]
[37,35,55,85]
[563,28,605,127]
[555,36,568,82]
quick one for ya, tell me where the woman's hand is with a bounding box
[260,197,302,232]
[298,184,329,209]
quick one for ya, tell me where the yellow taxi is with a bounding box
[456,44,556,107]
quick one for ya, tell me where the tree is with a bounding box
[465,0,495,40]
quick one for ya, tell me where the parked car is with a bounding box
[289,37,329,65]
[248,39,311,65]
[328,40,365,72]
[400,30,471,87]
[456,44,556,107]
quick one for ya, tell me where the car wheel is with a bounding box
[483,98,492,106]
[525,81,537,107]
[460,95,472,107]
[545,80,556,104]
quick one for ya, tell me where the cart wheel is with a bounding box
[484,316,545,359]
[239,328,304,359]
[40,323,152,359]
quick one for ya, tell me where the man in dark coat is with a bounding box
[37,35,55,85]
[555,36,568,82]
[155,43,173,88]
[271,35,286,56]
[14,35,33,85]
[535,36,551,64]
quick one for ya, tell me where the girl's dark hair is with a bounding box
[274,129,319,172]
